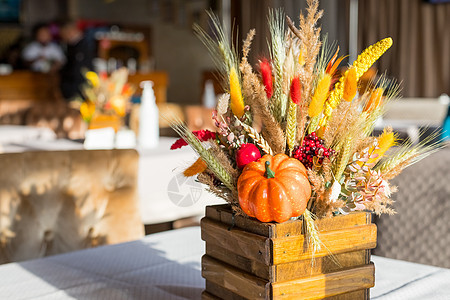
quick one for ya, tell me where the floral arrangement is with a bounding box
[170,0,441,248]
[76,67,135,123]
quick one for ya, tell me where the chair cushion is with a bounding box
[0,149,144,264]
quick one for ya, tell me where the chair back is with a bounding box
[373,146,450,268]
[0,149,144,264]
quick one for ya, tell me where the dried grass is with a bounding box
[286,0,322,143]
[209,141,239,182]
[197,172,237,204]
[240,52,286,153]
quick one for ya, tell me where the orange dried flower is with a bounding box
[364,88,384,113]
[183,157,207,177]
[343,67,357,102]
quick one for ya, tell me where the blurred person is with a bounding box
[59,21,95,100]
[22,23,65,73]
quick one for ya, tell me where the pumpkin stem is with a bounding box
[264,161,275,179]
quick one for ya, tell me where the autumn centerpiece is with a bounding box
[73,67,135,132]
[169,0,442,298]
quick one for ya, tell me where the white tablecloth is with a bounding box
[0,125,56,146]
[138,137,225,224]
[0,227,448,300]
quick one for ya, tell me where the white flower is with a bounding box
[379,179,391,197]
[330,181,342,202]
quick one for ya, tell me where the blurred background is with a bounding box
[0,0,448,111]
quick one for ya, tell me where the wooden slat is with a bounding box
[201,291,221,300]
[206,282,368,300]
[202,217,376,266]
[206,204,272,237]
[271,263,375,299]
[205,205,224,221]
[201,218,270,265]
[204,205,371,238]
[202,287,369,300]
[315,213,370,232]
[268,212,370,238]
[206,243,272,280]
[274,250,369,282]
[202,255,269,299]
[206,240,369,282]
[206,280,247,300]
[271,224,377,264]
[324,289,368,299]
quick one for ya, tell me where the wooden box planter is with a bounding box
[201,204,377,300]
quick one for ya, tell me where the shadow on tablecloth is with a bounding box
[15,232,203,299]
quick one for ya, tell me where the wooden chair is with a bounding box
[185,105,215,132]
[0,149,144,264]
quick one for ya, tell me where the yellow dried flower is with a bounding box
[319,37,393,127]
[353,38,393,79]
[229,67,245,118]
[80,101,96,122]
[85,71,100,88]
[368,128,396,165]
[342,67,357,102]
[298,49,305,67]
[308,73,331,118]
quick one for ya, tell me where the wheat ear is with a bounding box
[303,209,321,255]
[171,122,235,191]
[238,119,274,155]
[334,136,354,181]
[286,100,297,152]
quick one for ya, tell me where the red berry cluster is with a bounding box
[293,132,336,169]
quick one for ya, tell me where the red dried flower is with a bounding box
[290,76,301,105]
[260,59,273,99]
[170,130,217,150]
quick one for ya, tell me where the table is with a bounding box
[0,227,448,300]
[138,137,224,225]
[0,125,56,145]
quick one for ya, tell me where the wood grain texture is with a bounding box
[203,254,374,300]
[201,291,222,300]
[201,218,270,265]
[202,255,269,299]
[271,224,377,264]
[273,250,369,282]
[206,243,272,280]
[205,283,369,300]
[205,280,247,300]
[205,204,370,238]
[202,205,376,299]
[323,289,368,299]
[206,240,368,282]
[205,204,271,237]
[271,263,375,299]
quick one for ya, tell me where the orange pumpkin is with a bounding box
[237,154,311,223]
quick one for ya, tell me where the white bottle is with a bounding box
[139,81,159,149]
[203,79,216,108]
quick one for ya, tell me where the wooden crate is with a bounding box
[201,204,377,300]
